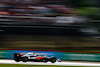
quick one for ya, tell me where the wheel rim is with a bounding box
[51,58,56,62]
[23,57,27,61]
[25,58,27,61]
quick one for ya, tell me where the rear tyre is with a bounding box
[14,58,19,62]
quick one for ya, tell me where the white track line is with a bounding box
[0,60,100,66]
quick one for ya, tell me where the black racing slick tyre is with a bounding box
[50,57,56,63]
[14,58,19,62]
[23,57,28,62]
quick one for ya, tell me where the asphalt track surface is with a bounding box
[0,60,100,66]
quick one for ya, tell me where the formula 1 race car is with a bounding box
[13,52,61,63]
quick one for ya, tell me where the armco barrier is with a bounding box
[0,49,100,62]
[65,52,100,61]
[0,50,7,59]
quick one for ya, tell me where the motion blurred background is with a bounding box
[0,0,100,51]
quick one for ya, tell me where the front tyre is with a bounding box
[23,57,28,62]
[50,57,56,63]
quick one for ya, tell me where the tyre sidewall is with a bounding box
[50,57,56,63]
